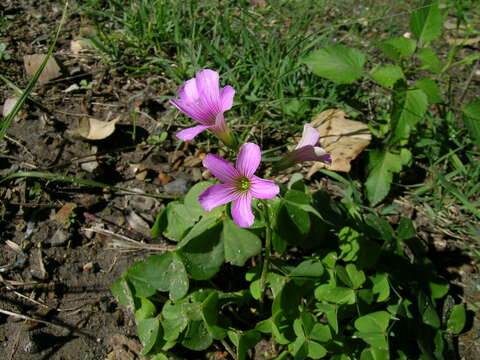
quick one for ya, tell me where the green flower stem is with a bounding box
[260,200,272,305]
[216,127,239,152]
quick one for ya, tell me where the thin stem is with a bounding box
[221,338,237,360]
[259,200,272,305]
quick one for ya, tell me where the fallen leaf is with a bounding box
[2,97,19,118]
[23,54,61,84]
[308,109,371,175]
[64,84,80,93]
[446,37,480,46]
[74,117,121,140]
[54,203,77,224]
[70,39,92,54]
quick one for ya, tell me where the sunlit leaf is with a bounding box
[410,0,442,43]
[303,45,366,84]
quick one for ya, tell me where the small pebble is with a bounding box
[49,228,69,247]
[163,178,191,194]
[81,160,99,173]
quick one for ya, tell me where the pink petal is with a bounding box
[198,184,238,211]
[220,85,235,112]
[203,154,240,183]
[170,98,211,125]
[196,69,221,114]
[291,146,331,163]
[250,176,279,199]
[295,124,320,149]
[213,113,227,133]
[176,125,211,141]
[179,78,199,103]
[232,193,254,227]
[236,143,261,177]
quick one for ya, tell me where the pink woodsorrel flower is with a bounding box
[170,69,237,149]
[199,143,279,228]
[274,124,331,172]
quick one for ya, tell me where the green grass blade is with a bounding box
[0,171,177,200]
[437,174,480,219]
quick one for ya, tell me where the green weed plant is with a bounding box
[110,4,472,358]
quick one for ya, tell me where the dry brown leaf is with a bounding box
[2,97,19,118]
[70,39,92,54]
[446,37,480,46]
[75,117,121,140]
[23,54,61,84]
[307,109,371,176]
[54,203,77,224]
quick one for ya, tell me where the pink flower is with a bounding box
[274,124,331,172]
[170,69,237,149]
[199,143,279,228]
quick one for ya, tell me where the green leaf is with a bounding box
[138,317,160,355]
[151,354,168,360]
[370,65,404,88]
[418,47,443,73]
[284,190,311,234]
[447,304,466,334]
[272,279,311,319]
[415,77,443,104]
[151,207,168,238]
[345,264,366,289]
[177,219,225,280]
[314,284,356,304]
[360,348,390,360]
[161,301,188,341]
[222,218,261,266]
[228,330,261,360]
[310,324,332,343]
[371,274,390,302]
[303,45,366,84]
[270,311,296,344]
[316,303,338,334]
[290,259,324,278]
[365,150,403,206]
[391,84,428,142]
[429,281,449,299]
[111,276,136,310]
[338,227,361,261]
[307,340,328,359]
[181,317,213,351]
[378,37,416,62]
[289,336,309,359]
[354,311,391,350]
[127,252,189,300]
[422,305,441,328]
[365,214,396,244]
[135,298,157,320]
[184,181,223,219]
[164,203,196,241]
[176,219,224,280]
[290,315,329,359]
[177,215,221,249]
[410,0,442,43]
[462,98,480,147]
[202,291,227,340]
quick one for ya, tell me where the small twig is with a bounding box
[83,227,175,252]
[459,59,479,104]
[221,338,237,360]
[0,308,67,331]
[84,212,146,242]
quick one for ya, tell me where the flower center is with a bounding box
[236,176,251,192]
